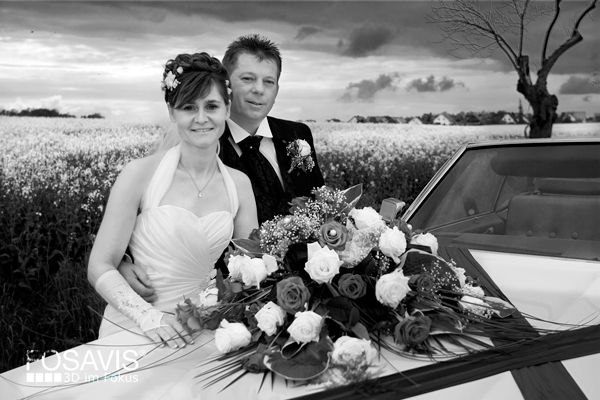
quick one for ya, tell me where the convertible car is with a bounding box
[1,138,599,399]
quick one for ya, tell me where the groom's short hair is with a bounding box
[222,34,282,79]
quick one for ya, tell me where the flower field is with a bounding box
[1,116,598,372]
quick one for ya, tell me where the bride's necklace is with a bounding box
[179,161,218,198]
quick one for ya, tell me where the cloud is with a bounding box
[406,75,466,92]
[342,25,394,57]
[559,75,600,94]
[339,73,398,102]
[295,26,321,41]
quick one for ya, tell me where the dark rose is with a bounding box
[394,315,432,348]
[408,273,435,294]
[319,220,349,251]
[337,273,367,300]
[276,276,311,314]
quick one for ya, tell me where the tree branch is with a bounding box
[539,0,596,79]
[542,0,561,63]
[573,0,597,34]
[539,32,583,81]
[519,0,531,57]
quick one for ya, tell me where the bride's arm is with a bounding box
[87,158,189,348]
[230,169,259,239]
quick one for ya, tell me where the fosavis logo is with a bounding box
[25,348,140,384]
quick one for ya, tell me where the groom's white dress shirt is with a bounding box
[226,118,284,187]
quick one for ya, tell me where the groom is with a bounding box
[120,34,324,299]
[219,34,324,223]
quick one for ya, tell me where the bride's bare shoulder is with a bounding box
[225,166,252,189]
[114,151,166,191]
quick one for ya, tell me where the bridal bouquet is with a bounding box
[175,185,521,386]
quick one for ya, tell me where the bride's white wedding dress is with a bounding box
[99,144,237,337]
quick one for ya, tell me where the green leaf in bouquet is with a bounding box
[264,336,333,381]
[231,281,243,294]
[351,322,370,340]
[429,313,464,335]
[223,303,245,322]
[484,296,517,318]
[406,295,441,313]
[242,344,271,373]
[282,242,308,273]
[398,249,460,293]
[281,340,307,359]
[231,238,264,257]
[378,198,406,222]
[324,296,359,327]
[215,269,230,302]
[204,310,223,330]
[341,184,363,213]
[187,316,202,331]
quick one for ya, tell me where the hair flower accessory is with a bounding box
[286,139,315,173]
[225,79,232,96]
[162,71,180,91]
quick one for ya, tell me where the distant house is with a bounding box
[501,114,516,124]
[433,113,453,125]
[348,115,366,123]
[560,111,586,123]
[561,111,586,122]
[408,117,423,125]
[326,118,341,123]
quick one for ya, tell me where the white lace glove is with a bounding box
[94,269,164,331]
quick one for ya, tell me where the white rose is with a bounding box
[349,207,385,230]
[287,311,322,343]
[227,254,251,280]
[410,232,439,255]
[254,301,286,336]
[304,245,342,284]
[375,270,411,308]
[262,254,279,275]
[296,139,312,156]
[214,319,252,353]
[331,336,378,368]
[198,285,219,308]
[240,258,268,288]
[378,226,407,263]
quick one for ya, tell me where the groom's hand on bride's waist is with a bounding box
[118,258,157,302]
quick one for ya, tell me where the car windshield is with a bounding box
[408,142,600,261]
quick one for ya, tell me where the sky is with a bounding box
[1,0,599,123]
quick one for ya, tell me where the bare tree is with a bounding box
[431,0,597,138]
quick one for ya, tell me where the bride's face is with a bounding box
[169,83,230,149]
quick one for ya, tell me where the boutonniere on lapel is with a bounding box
[285,139,315,173]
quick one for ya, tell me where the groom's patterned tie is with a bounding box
[238,135,286,223]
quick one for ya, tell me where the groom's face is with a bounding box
[228,52,279,130]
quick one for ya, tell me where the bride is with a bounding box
[87,52,258,349]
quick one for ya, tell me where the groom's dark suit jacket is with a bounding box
[218,116,324,223]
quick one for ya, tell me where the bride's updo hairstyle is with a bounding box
[161,52,230,109]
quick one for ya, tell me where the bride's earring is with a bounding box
[216,141,221,155]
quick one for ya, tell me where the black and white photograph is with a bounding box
[1,1,599,399]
